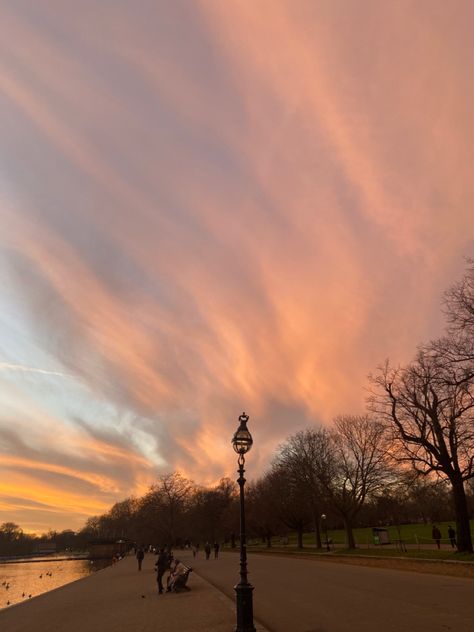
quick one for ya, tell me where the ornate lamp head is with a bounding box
[232,412,253,455]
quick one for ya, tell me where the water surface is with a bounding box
[0,557,111,609]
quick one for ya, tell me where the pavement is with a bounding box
[0,550,268,632]
[194,549,474,632]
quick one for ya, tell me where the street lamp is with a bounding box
[321,514,330,551]
[231,412,256,632]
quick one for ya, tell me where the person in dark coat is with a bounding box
[447,526,457,548]
[155,549,170,594]
[136,547,145,570]
[432,525,441,549]
[213,541,220,559]
[204,542,211,560]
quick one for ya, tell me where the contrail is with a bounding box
[0,362,73,379]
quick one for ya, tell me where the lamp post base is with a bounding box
[234,582,256,632]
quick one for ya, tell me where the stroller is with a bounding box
[167,560,193,592]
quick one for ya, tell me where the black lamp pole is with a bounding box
[232,412,256,632]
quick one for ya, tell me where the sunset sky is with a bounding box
[1,1,474,534]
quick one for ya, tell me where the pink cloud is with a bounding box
[1,1,473,531]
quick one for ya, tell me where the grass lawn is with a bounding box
[244,520,474,563]
[275,520,474,548]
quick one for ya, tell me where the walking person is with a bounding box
[136,547,145,571]
[447,525,457,548]
[432,525,441,549]
[155,548,170,595]
[213,541,220,559]
[204,541,211,560]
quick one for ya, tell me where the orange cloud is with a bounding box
[1,1,474,533]
[0,455,120,492]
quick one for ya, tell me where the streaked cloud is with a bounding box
[0,1,473,532]
[0,362,73,379]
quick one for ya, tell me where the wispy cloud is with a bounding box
[0,362,73,379]
[0,1,473,531]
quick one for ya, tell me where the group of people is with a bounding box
[133,540,222,595]
[134,544,197,594]
[431,525,457,549]
[154,548,190,594]
[192,541,220,560]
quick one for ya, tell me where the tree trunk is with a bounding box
[312,510,322,548]
[451,477,473,552]
[344,517,356,549]
[297,526,304,549]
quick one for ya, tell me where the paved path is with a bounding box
[0,552,242,632]
[192,550,474,632]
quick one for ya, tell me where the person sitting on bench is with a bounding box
[167,559,191,592]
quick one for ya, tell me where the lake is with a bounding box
[0,557,112,610]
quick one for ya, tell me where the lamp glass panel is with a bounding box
[232,429,253,454]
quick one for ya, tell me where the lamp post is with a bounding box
[231,412,256,632]
[321,514,330,551]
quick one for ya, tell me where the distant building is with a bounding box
[88,539,129,559]
[34,541,57,555]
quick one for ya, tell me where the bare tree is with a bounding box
[107,498,138,539]
[317,416,391,549]
[135,472,194,545]
[370,351,474,552]
[272,420,389,549]
[154,472,194,544]
[0,522,23,541]
[188,478,237,543]
[266,465,312,548]
[275,429,328,548]
[431,261,474,366]
[401,472,452,525]
[0,522,34,556]
[444,259,474,337]
[82,516,101,538]
[247,476,281,547]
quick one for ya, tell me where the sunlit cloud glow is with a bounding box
[1,1,473,532]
